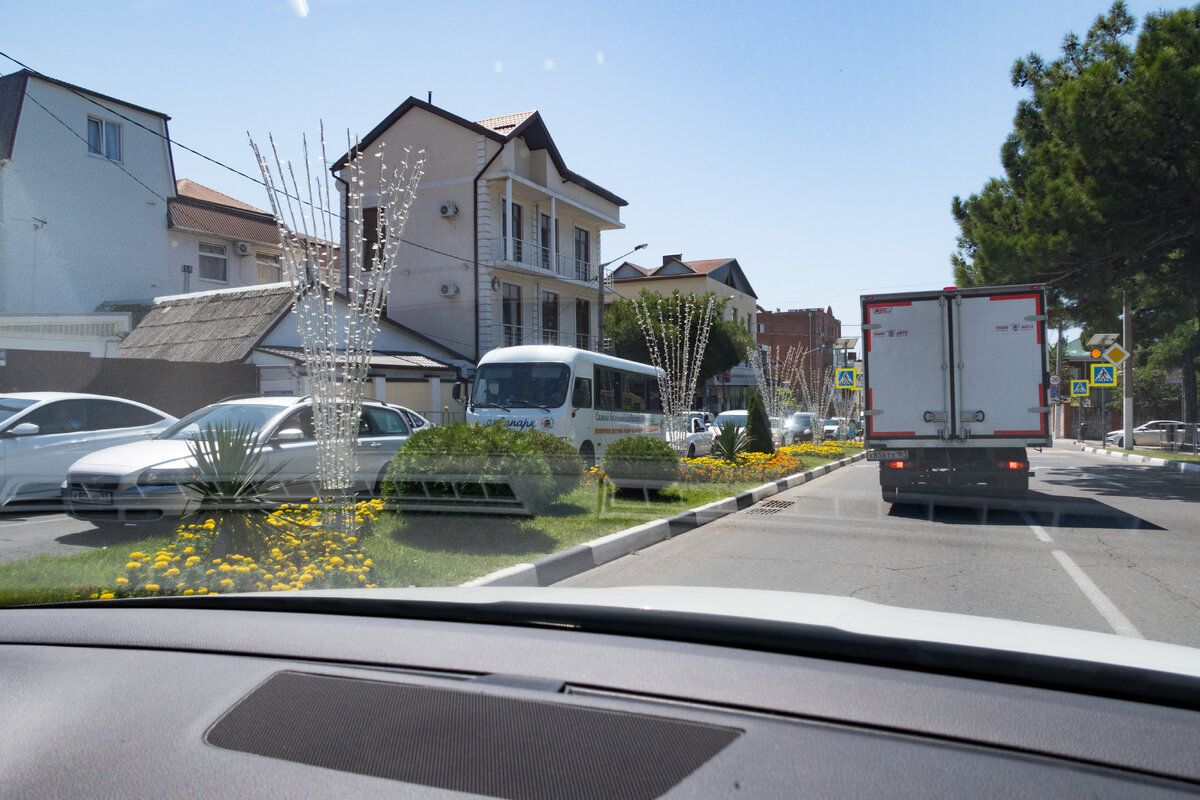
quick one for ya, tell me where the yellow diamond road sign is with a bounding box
[1105,343,1129,366]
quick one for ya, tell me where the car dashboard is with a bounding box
[2,599,1200,798]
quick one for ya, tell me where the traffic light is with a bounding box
[1089,348,1102,358]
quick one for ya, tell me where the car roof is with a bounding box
[0,391,145,402]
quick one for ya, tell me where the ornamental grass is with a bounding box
[78,499,385,600]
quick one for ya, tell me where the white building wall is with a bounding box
[0,78,175,313]
[166,228,285,293]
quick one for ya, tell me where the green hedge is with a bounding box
[383,422,583,512]
[602,436,680,488]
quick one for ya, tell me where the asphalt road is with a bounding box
[559,444,1200,649]
[0,503,164,562]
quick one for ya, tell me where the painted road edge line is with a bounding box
[465,451,868,587]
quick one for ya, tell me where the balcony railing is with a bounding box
[491,322,600,352]
[490,237,595,284]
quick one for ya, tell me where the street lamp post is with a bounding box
[596,242,647,350]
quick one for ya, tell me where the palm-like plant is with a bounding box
[711,422,748,463]
[184,422,293,557]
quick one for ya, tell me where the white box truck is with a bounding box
[860,284,1051,502]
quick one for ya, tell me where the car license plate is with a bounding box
[71,489,112,505]
[866,450,909,461]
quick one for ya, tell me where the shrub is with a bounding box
[382,422,581,512]
[745,392,774,454]
[602,436,680,488]
[711,422,748,463]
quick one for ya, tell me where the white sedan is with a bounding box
[1104,420,1186,449]
[0,392,176,510]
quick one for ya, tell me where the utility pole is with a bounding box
[1122,289,1133,450]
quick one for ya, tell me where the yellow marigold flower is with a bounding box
[197,587,208,594]
[220,579,234,588]
[125,561,141,570]
[218,563,232,572]
[145,584,160,591]
[363,559,373,567]
[115,577,129,586]
[185,556,201,567]
[183,589,194,596]
[329,556,345,566]
[129,551,145,559]
[182,546,194,554]
[164,568,180,577]
[89,593,98,599]
[345,537,357,544]
[298,573,313,584]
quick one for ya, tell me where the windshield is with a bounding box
[471,363,571,409]
[5,1,1200,687]
[158,404,285,440]
[0,398,38,427]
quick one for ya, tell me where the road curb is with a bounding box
[463,450,868,588]
[1078,445,1200,475]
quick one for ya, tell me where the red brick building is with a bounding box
[755,305,842,384]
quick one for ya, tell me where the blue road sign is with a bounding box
[1090,363,1117,387]
[1070,379,1090,397]
[836,368,856,388]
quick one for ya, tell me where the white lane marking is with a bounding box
[1020,511,1143,638]
[1050,550,1144,639]
[1020,511,1054,543]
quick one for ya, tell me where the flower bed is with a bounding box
[581,441,854,489]
[78,500,385,600]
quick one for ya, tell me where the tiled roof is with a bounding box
[176,179,268,214]
[120,284,295,362]
[168,195,281,246]
[256,346,452,372]
[683,259,735,274]
[475,110,536,133]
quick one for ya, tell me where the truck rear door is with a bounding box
[952,289,1048,440]
[863,296,948,440]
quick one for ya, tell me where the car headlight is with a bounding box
[136,467,195,487]
[803,428,812,434]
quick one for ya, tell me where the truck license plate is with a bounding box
[71,489,112,505]
[867,450,909,461]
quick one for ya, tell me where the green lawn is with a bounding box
[0,446,863,603]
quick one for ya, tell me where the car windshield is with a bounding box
[5,1,1200,706]
[471,363,570,409]
[0,398,37,427]
[158,404,285,440]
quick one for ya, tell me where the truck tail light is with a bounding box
[1004,460,1027,470]
[886,460,907,469]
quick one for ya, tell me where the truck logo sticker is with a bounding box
[996,322,1037,333]
[872,307,892,315]
[540,417,554,430]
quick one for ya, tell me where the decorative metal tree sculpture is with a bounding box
[748,343,804,419]
[634,292,719,454]
[250,126,424,533]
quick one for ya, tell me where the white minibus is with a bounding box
[465,346,664,466]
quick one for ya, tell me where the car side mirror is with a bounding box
[9,422,39,436]
[273,428,305,442]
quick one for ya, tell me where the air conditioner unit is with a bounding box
[234,241,252,256]
[439,281,460,297]
[439,201,459,218]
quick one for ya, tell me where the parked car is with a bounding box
[1105,420,1186,450]
[770,417,792,447]
[673,415,713,459]
[0,392,176,509]
[823,417,848,439]
[396,406,436,432]
[63,396,412,527]
[711,410,749,437]
[784,412,818,443]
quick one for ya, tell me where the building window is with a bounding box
[502,283,522,346]
[575,299,591,349]
[198,242,228,282]
[256,252,282,284]
[541,290,559,345]
[501,200,523,262]
[87,116,121,161]
[540,213,552,270]
[573,228,589,279]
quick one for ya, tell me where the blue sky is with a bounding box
[3,0,1163,335]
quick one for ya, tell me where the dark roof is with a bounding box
[332,97,626,207]
[1,69,169,121]
[168,194,280,246]
[176,179,267,214]
[0,72,27,160]
[119,285,295,362]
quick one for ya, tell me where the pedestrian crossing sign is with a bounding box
[1070,379,1090,397]
[854,369,863,390]
[1090,363,1117,387]
[836,368,856,388]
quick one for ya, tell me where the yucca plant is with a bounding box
[183,421,293,558]
[711,422,748,463]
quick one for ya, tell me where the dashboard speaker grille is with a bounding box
[207,671,740,799]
